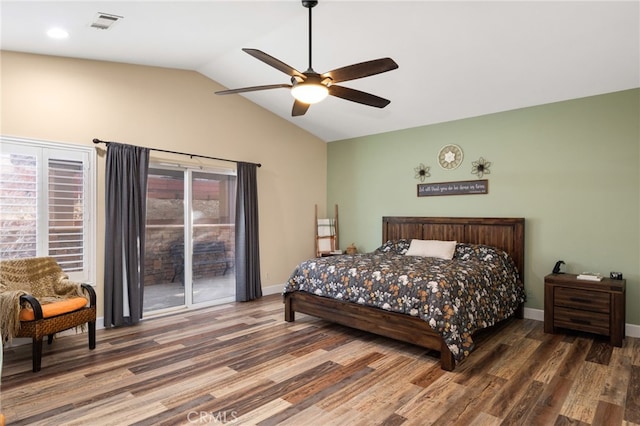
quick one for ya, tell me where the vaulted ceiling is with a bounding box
[2,1,638,142]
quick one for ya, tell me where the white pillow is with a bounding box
[405,239,457,260]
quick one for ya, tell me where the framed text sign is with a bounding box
[417,179,488,197]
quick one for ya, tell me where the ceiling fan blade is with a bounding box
[292,99,310,116]
[243,48,305,78]
[328,85,391,108]
[322,58,398,83]
[215,84,291,95]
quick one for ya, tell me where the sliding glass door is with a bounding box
[144,166,236,313]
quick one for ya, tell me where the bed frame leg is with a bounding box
[440,344,455,371]
[284,294,295,322]
[515,302,524,319]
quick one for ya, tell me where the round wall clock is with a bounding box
[438,144,464,170]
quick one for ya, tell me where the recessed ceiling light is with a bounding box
[47,27,69,39]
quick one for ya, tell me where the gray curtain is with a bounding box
[103,142,150,327]
[235,162,262,301]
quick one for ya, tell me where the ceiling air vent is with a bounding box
[90,12,123,30]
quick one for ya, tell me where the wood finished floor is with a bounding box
[1,294,639,426]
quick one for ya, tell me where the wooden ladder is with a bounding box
[315,204,339,257]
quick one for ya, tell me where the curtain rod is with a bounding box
[92,138,261,168]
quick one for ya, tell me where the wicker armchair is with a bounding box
[0,257,96,372]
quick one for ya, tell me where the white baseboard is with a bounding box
[627,323,640,338]
[263,283,285,296]
[3,337,31,347]
[524,307,545,322]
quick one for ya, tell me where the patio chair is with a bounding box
[0,257,96,372]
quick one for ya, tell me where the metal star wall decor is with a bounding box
[471,157,491,179]
[414,163,431,182]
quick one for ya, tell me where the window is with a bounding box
[0,137,96,283]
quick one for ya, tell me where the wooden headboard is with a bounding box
[382,217,525,283]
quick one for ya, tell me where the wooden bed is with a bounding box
[284,216,525,371]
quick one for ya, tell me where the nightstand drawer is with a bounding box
[554,307,609,335]
[554,287,610,313]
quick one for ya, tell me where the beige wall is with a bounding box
[1,51,328,317]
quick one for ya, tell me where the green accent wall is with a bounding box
[328,89,639,325]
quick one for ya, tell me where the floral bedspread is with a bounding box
[283,241,525,360]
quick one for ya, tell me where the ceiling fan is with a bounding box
[215,0,398,117]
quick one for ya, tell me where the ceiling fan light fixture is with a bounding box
[291,83,328,104]
[217,1,397,116]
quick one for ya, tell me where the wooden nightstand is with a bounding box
[544,273,626,346]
